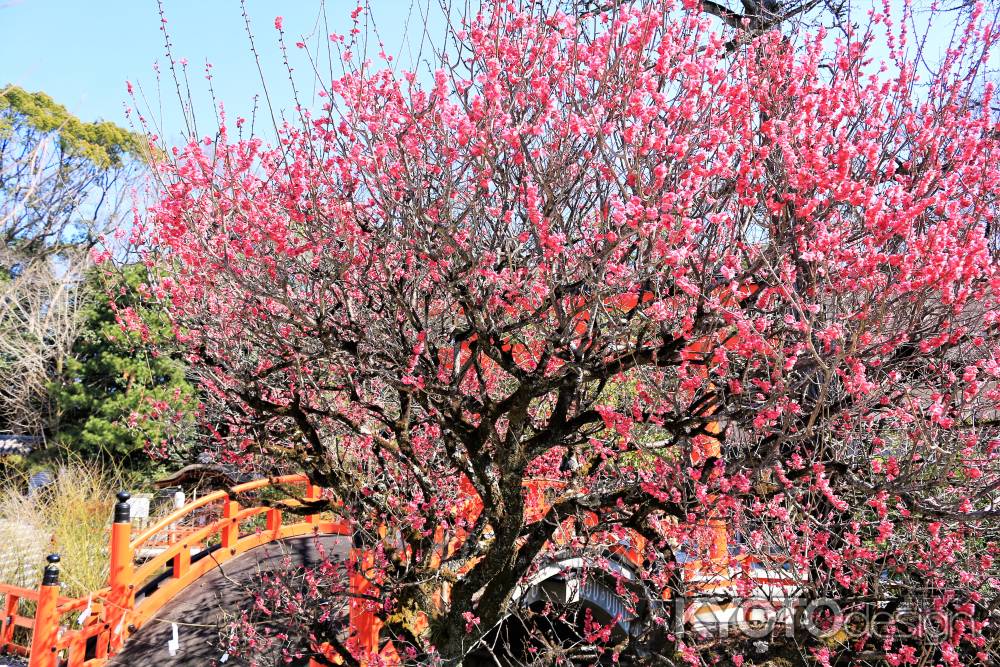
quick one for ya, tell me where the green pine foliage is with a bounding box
[1,86,188,470]
[50,265,197,465]
[0,85,144,169]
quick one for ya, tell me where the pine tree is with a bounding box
[51,265,197,465]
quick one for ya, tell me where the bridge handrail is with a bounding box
[57,588,109,614]
[0,474,336,667]
[0,582,41,603]
[128,473,311,551]
[128,489,227,550]
[129,504,280,586]
[0,583,100,612]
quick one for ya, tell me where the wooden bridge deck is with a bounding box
[107,535,350,666]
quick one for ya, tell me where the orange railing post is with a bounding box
[106,491,134,656]
[222,497,240,549]
[28,554,61,667]
[685,338,730,570]
[1,589,18,653]
[349,542,379,662]
[172,543,191,579]
[266,508,282,534]
[305,483,319,525]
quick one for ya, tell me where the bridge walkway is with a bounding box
[0,475,357,667]
[107,534,349,666]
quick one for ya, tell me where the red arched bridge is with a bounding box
[0,475,371,667]
[0,474,800,666]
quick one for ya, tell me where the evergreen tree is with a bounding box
[1,84,146,435]
[51,265,197,465]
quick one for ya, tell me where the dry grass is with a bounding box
[0,458,125,597]
[0,516,48,589]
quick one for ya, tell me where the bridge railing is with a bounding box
[0,557,115,665]
[0,474,351,667]
[1,474,810,666]
[0,582,36,659]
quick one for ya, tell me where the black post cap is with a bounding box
[42,553,60,586]
[114,491,131,523]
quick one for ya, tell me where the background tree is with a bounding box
[50,264,198,465]
[139,1,1000,665]
[0,85,144,437]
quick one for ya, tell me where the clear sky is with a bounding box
[0,0,979,148]
[0,0,445,144]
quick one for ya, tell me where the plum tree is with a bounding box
[136,1,1000,664]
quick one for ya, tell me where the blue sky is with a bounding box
[0,1,444,144]
[1,1,979,147]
